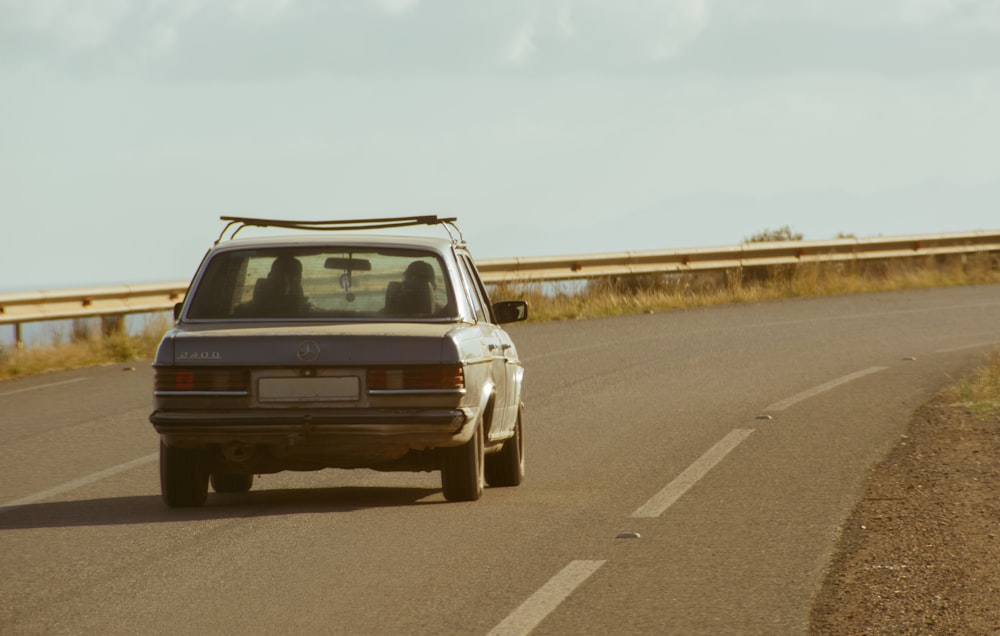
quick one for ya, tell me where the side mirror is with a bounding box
[493,300,528,324]
[173,302,184,322]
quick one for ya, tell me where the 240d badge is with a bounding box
[178,351,221,360]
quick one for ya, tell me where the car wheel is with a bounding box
[485,407,524,488]
[210,473,254,494]
[440,422,484,502]
[160,441,209,508]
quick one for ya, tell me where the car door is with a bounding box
[457,253,517,439]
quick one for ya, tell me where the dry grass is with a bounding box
[946,350,1000,418]
[2,253,998,380]
[0,314,170,380]
[495,253,1000,322]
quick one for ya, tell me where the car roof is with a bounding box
[209,233,461,255]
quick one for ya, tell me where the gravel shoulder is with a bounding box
[810,396,1000,634]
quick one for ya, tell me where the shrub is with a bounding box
[744,226,804,243]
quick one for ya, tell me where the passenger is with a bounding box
[403,260,435,289]
[253,255,310,316]
[385,260,436,316]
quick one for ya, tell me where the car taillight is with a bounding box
[155,368,248,392]
[367,365,465,391]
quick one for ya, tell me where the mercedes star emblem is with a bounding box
[297,341,320,362]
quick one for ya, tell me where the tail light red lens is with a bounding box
[155,368,248,392]
[367,365,465,391]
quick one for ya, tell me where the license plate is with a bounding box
[258,377,360,402]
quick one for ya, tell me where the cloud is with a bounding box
[371,0,420,17]
[732,0,1000,30]
[0,0,131,51]
[505,23,537,66]
[227,0,299,23]
[0,0,299,60]
[0,0,717,76]
[1,0,998,79]
[494,1,713,72]
[650,0,711,60]
[555,4,576,38]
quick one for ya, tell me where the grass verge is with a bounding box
[0,314,170,380]
[945,350,1000,419]
[493,252,1000,321]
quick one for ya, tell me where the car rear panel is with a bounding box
[150,321,492,459]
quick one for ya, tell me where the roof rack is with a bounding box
[215,215,463,244]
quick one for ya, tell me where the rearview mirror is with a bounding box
[324,257,372,271]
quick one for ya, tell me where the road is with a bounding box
[2,285,999,635]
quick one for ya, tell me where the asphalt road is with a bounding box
[2,285,999,635]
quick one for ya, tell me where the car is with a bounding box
[149,215,527,507]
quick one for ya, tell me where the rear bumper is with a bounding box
[150,407,473,447]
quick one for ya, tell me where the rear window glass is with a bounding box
[186,247,454,320]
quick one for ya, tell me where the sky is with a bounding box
[2,0,999,291]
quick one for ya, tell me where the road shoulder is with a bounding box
[810,396,1000,633]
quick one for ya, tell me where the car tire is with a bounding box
[440,422,484,502]
[210,473,254,494]
[485,407,524,488]
[160,442,209,508]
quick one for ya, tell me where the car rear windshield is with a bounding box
[185,247,455,320]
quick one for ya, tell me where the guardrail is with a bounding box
[2,230,999,344]
[0,282,189,345]
[474,230,1000,282]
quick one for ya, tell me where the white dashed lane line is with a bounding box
[764,366,888,412]
[0,453,157,516]
[0,377,88,397]
[487,560,607,636]
[629,367,892,521]
[487,362,927,632]
[631,428,754,519]
[935,341,1000,353]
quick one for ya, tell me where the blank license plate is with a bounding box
[258,377,360,402]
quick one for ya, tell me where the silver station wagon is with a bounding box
[150,216,527,507]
